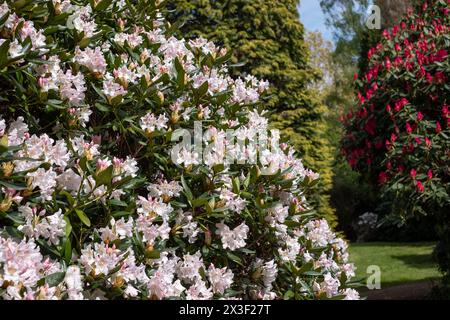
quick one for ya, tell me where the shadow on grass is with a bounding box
[391,253,437,269]
[380,277,440,288]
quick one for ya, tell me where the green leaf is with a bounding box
[64,216,72,237]
[93,0,113,11]
[111,211,132,218]
[75,209,91,227]
[303,270,323,276]
[190,197,208,207]
[0,134,9,154]
[215,50,233,66]
[94,165,113,188]
[174,57,185,88]
[78,37,91,49]
[95,102,110,112]
[232,177,240,194]
[91,83,107,101]
[78,156,88,172]
[44,272,66,287]
[64,238,72,264]
[0,12,9,29]
[283,290,295,300]
[243,173,251,190]
[227,251,244,266]
[0,39,11,69]
[44,25,67,35]
[47,99,68,110]
[297,261,314,275]
[193,81,209,101]
[180,175,193,201]
[60,191,75,207]
[145,249,161,259]
[108,199,128,207]
[0,180,27,191]
[239,248,256,254]
[5,226,22,238]
[13,0,34,10]
[6,212,24,224]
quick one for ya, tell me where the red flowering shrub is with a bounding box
[342,0,450,292]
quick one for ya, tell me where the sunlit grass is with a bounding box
[349,242,441,287]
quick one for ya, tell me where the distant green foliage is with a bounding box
[167,0,336,225]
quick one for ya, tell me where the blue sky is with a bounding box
[298,1,333,42]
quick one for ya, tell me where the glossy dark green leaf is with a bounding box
[94,165,113,188]
[75,209,91,227]
[180,175,193,201]
[44,272,66,287]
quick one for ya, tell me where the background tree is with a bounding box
[342,0,450,294]
[319,0,416,237]
[167,0,337,225]
[320,0,415,71]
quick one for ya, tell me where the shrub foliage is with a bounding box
[0,0,357,300]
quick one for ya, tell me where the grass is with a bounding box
[349,242,441,287]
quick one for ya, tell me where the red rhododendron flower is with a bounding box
[443,105,449,117]
[417,112,424,121]
[385,57,392,70]
[410,168,417,180]
[416,181,424,192]
[406,122,412,134]
[436,49,448,61]
[379,171,388,184]
[391,133,397,142]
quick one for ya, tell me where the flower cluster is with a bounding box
[0,0,358,300]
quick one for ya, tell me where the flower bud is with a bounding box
[170,111,179,124]
[54,1,62,15]
[204,229,212,246]
[113,276,125,288]
[0,197,12,213]
[157,91,164,105]
[1,162,14,178]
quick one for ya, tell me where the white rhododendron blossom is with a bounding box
[215,221,249,250]
[69,5,96,38]
[208,264,234,294]
[0,0,358,300]
[74,47,107,74]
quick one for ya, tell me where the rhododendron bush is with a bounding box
[0,0,358,300]
[342,0,450,290]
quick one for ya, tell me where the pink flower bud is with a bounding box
[410,168,417,180]
[427,169,433,180]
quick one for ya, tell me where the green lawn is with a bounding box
[349,242,441,287]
